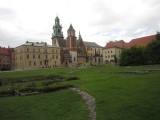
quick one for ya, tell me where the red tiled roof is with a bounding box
[128,34,156,47]
[0,47,13,56]
[105,34,156,49]
[105,40,127,48]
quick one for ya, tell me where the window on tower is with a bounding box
[58,29,60,33]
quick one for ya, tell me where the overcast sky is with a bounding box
[0,0,160,48]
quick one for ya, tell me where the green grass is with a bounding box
[0,90,88,120]
[0,64,160,120]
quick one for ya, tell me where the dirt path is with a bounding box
[70,87,96,120]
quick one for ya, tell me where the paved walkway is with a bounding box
[70,87,96,120]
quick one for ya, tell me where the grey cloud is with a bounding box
[89,0,160,41]
[0,28,26,47]
[0,7,16,20]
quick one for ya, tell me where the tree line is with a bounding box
[120,32,160,66]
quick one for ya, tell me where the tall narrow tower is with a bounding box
[66,24,77,63]
[77,31,86,56]
[51,16,64,47]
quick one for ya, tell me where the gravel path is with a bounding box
[70,87,96,120]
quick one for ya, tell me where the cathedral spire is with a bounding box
[52,16,63,38]
[67,24,75,37]
[78,30,82,39]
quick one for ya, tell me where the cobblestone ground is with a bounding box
[70,88,96,120]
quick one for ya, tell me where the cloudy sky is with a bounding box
[0,0,160,48]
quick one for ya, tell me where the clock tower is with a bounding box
[51,16,64,47]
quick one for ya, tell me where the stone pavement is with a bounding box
[71,87,96,120]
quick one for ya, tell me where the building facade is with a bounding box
[84,42,103,64]
[51,16,103,66]
[103,47,122,63]
[13,42,61,70]
[103,34,157,64]
[0,47,14,71]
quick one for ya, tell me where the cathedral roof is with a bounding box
[57,38,66,47]
[67,24,75,31]
[84,41,102,48]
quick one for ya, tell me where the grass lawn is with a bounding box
[0,65,160,120]
[0,90,88,120]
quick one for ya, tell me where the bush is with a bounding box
[46,75,64,80]
[42,81,55,86]
[18,82,37,93]
[25,82,36,88]
[38,84,73,93]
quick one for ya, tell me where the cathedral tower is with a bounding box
[77,31,86,56]
[51,16,64,47]
[66,24,77,63]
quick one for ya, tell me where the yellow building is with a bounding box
[13,41,61,70]
[84,42,103,64]
[103,47,122,63]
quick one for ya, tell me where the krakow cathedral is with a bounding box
[51,16,103,66]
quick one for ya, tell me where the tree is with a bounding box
[120,32,160,66]
[147,39,160,64]
[120,46,147,66]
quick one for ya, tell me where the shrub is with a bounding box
[25,82,36,88]
[19,87,37,93]
[46,75,64,81]
[38,84,73,93]
[42,81,55,86]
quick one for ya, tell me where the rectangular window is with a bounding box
[38,55,40,59]
[52,55,54,59]
[45,55,48,59]
[34,62,36,66]
[33,55,35,59]
[27,54,29,59]
[40,61,42,65]
[29,61,31,66]
[56,55,58,59]
[27,48,29,52]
